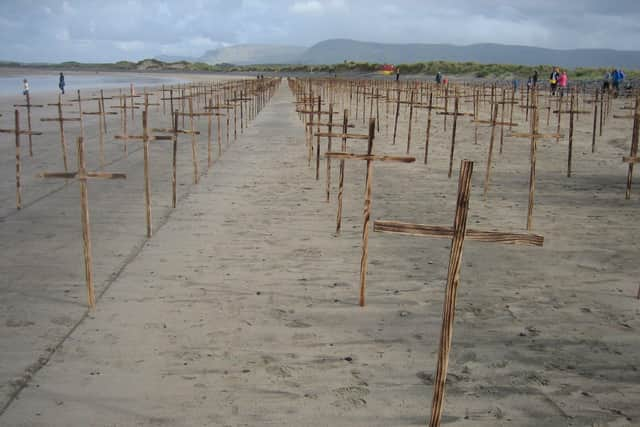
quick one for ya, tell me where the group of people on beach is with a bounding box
[603,68,626,96]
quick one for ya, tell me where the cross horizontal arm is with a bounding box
[13,104,44,108]
[325,152,416,163]
[623,156,640,164]
[508,132,563,139]
[315,132,369,140]
[306,122,356,128]
[373,220,544,246]
[40,118,82,122]
[38,171,127,179]
[152,128,201,135]
[0,129,43,135]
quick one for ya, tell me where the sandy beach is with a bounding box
[0,75,638,426]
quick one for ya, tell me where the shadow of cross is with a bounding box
[326,118,415,307]
[373,159,544,427]
[114,110,174,238]
[0,110,43,209]
[38,136,126,308]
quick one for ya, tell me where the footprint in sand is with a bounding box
[331,385,369,409]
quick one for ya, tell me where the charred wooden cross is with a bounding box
[373,159,543,427]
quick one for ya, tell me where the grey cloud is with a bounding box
[1,0,639,62]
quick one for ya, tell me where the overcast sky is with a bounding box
[2,0,640,62]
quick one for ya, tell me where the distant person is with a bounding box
[58,72,65,95]
[395,67,400,82]
[612,68,625,96]
[435,71,442,84]
[442,76,448,85]
[527,76,532,89]
[532,70,539,87]
[603,70,611,92]
[558,71,568,96]
[549,67,560,96]
[22,78,29,97]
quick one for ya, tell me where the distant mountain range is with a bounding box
[157,39,640,69]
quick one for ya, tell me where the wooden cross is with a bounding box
[373,159,543,427]
[175,96,205,184]
[311,109,359,204]
[40,94,81,172]
[507,91,562,230]
[176,97,224,169]
[309,106,356,189]
[81,93,118,168]
[38,136,126,308]
[152,110,202,208]
[204,95,231,157]
[229,91,252,135]
[325,119,415,307]
[114,110,174,237]
[436,96,474,178]
[552,97,591,177]
[622,98,639,199]
[109,94,140,155]
[0,110,43,209]
[421,93,446,165]
[299,97,339,176]
[13,92,44,157]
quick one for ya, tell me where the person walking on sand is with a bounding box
[395,67,400,82]
[22,78,29,97]
[435,71,442,84]
[603,70,611,92]
[58,72,65,95]
[532,70,539,88]
[549,67,560,96]
[558,71,568,96]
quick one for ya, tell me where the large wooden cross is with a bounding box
[38,136,126,308]
[40,95,81,172]
[114,110,174,237]
[373,159,544,427]
[13,91,44,157]
[0,110,43,209]
[325,119,415,306]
